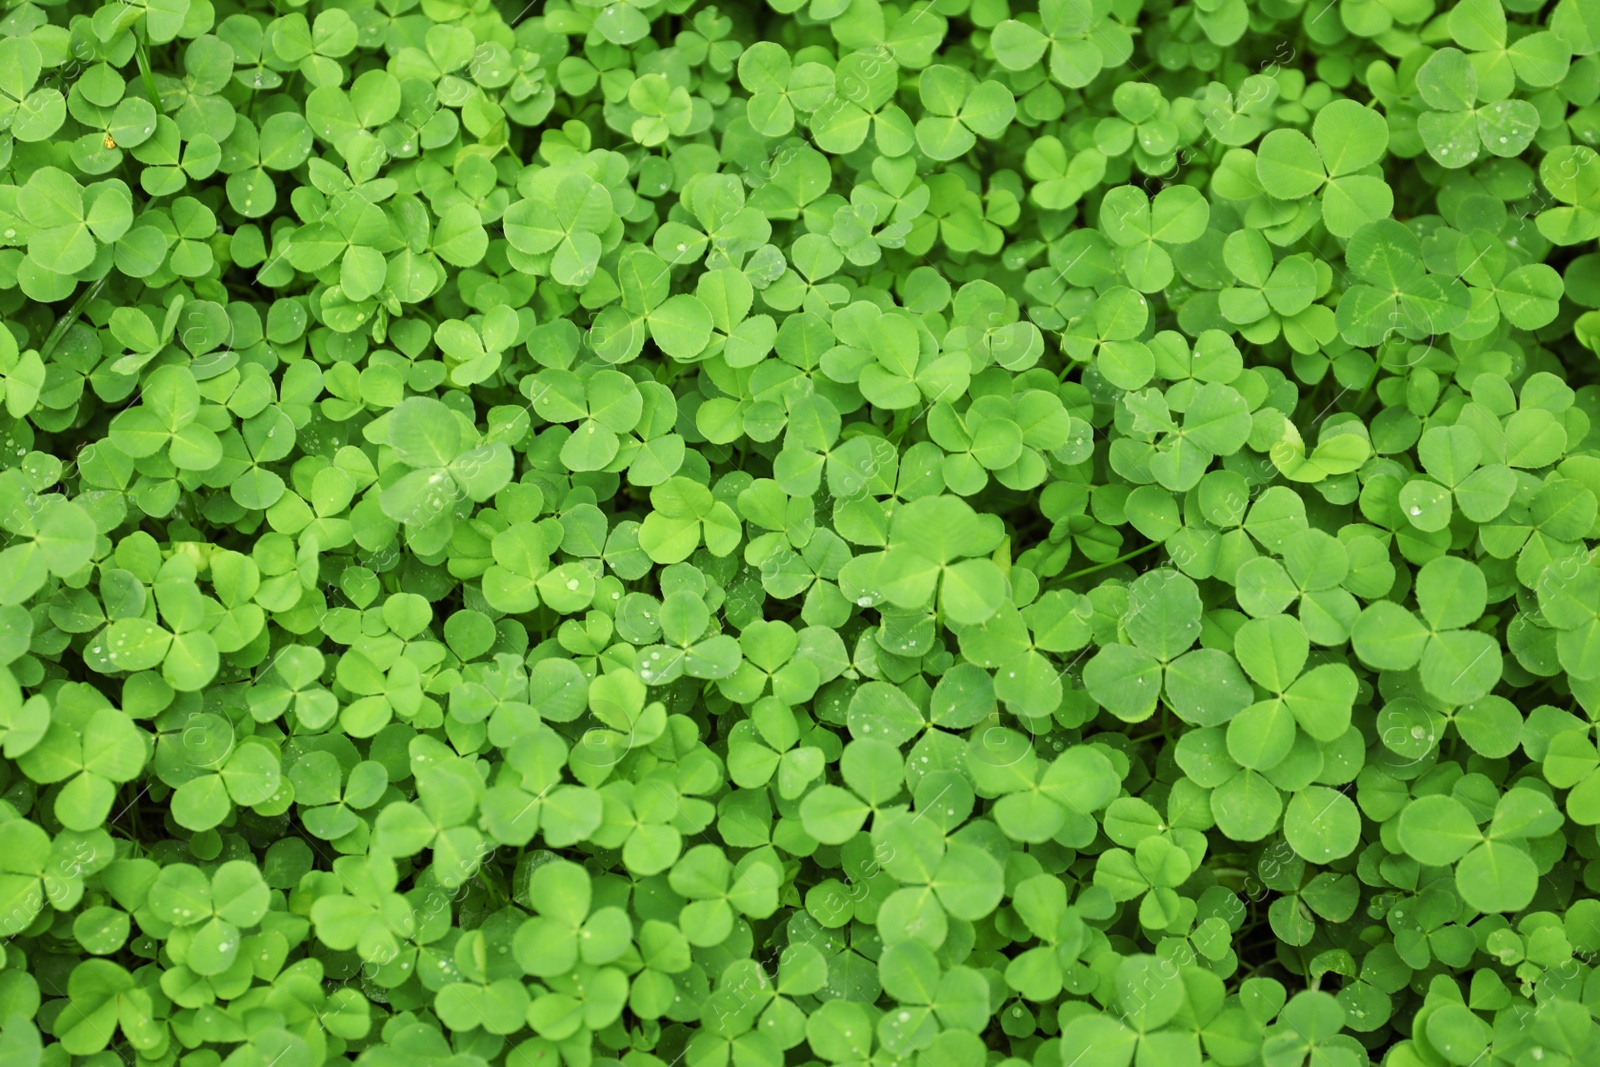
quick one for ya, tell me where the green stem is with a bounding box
[1061,540,1161,581]
[887,408,913,445]
[39,275,110,361]
[476,865,505,904]
[1350,356,1385,416]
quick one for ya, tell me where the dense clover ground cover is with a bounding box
[5,0,1600,1064]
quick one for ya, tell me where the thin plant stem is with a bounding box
[1061,540,1161,581]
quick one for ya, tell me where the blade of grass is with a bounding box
[133,26,163,114]
[39,275,110,361]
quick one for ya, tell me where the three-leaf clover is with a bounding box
[913,65,1016,162]
[16,701,146,833]
[990,0,1134,90]
[1098,183,1209,292]
[378,396,512,548]
[1334,219,1471,346]
[1397,788,1560,912]
[638,477,742,565]
[1255,100,1393,238]
[1083,569,1253,725]
[146,860,269,976]
[1351,556,1503,704]
[1414,47,1541,170]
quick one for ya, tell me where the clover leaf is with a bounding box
[1352,556,1503,704]
[1255,100,1393,237]
[4,0,1600,1061]
[1335,219,1472,346]
[1084,569,1253,725]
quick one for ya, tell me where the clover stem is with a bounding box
[888,408,912,444]
[1350,355,1384,415]
[130,792,147,841]
[1060,540,1161,580]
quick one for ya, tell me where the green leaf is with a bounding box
[1283,787,1361,863]
[1455,840,1540,913]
